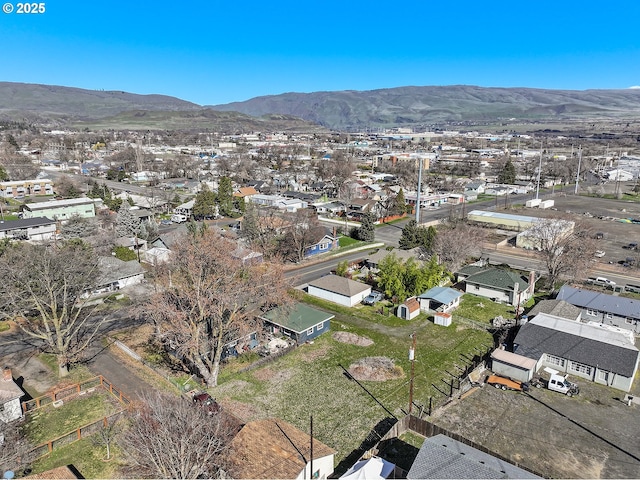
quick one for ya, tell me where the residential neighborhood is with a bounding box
[1,93,640,480]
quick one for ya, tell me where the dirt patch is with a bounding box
[332,331,374,346]
[253,367,295,383]
[218,398,260,422]
[348,357,404,381]
[299,345,330,362]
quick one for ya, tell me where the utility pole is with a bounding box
[574,146,582,195]
[409,332,416,415]
[535,141,543,200]
[415,158,423,224]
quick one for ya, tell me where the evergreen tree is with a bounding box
[393,189,407,215]
[216,176,234,216]
[399,220,420,249]
[193,184,217,219]
[356,212,376,242]
[498,159,516,184]
[115,202,140,238]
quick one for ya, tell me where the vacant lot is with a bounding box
[433,374,640,478]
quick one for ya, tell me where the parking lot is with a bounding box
[432,369,640,479]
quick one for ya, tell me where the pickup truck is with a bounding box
[486,374,529,392]
[530,368,579,397]
[586,277,615,288]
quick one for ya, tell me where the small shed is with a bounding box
[490,348,537,383]
[434,312,452,327]
[397,297,420,320]
[418,287,463,313]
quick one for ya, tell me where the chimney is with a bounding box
[3,367,12,382]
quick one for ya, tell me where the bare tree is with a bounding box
[527,218,596,291]
[91,415,122,461]
[0,419,33,475]
[433,221,486,272]
[142,230,290,387]
[119,392,235,479]
[277,209,326,263]
[0,243,104,376]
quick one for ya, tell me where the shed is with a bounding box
[397,297,420,320]
[418,287,463,313]
[490,349,538,382]
[434,312,452,327]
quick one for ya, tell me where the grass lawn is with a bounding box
[30,437,124,479]
[24,391,122,446]
[212,294,493,464]
[338,235,360,248]
[454,294,516,324]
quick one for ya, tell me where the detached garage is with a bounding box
[307,275,371,307]
[490,349,537,383]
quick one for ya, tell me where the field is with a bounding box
[211,294,493,466]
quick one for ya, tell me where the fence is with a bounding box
[362,414,543,478]
[238,343,297,373]
[22,375,131,413]
[30,411,125,459]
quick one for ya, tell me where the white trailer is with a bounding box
[539,199,555,209]
[525,199,541,208]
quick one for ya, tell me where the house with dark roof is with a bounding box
[260,303,333,344]
[0,217,56,242]
[527,299,581,322]
[308,275,371,307]
[228,418,335,480]
[556,285,640,333]
[407,434,539,479]
[460,267,535,307]
[513,313,639,392]
[91,256,146,295]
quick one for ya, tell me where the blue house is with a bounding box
[305,232,338,258]
[260,303,334,344]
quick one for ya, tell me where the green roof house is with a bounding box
[260,303,334,344]
[463,267,535,307]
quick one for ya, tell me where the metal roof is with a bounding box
[418,286,463,304]
[557,285,640,320]
[261,303,334,334]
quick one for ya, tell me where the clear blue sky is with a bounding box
[2,0,639,105]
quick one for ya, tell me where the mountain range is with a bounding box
[2,81,640,131]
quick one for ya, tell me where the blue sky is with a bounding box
[2,0,639,105]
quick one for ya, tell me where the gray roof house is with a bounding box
[307,275,371,307]
[461,268,535,307]
[514,313,639,392]
[556,285,640,334]
[92,257,146,295]
[365,247,424,270]
[0,217,56,242]
[527,299,582,321]
[408,434,539,479]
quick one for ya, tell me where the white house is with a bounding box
[0,217,57,242]
[91,256,145,295]
[307,275,371,307]
[0,368,24,423]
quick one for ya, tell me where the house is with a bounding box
[527,299,582,322]
[142,246,172,265]
[260,303,334,344]
[365,247,424,271]
[114,236,148,253]
[516,220,574,250]
[307,275,371,307]
[0,217,57,242]
[556,285,640,333]
[460,268,535,307]
[22,197,97,222]
[174,199,195,218]
[417,286,463,313]
[228,418,336,480]
[397,297,420,320]
[305,231,338,258]
[0,367,24,423]
[233,186,259,203]
[0,179,54,198]
[513,313,640,392]
[407,433,540,479]
[91,256,146,295]
[464,181,486,195]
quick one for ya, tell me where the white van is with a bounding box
[171,214,188,223]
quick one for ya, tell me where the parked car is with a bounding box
[486,374,529,392]
[623,242,638,250]
[192,392,220,415]
[625,284,640,294]
[594,250,606,258]
[586,277,616,287]
[362,291,384,305]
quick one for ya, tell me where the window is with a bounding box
[605,313,613,320]
[569,361,591,375]
[586,309,598,316]
[316,321,324,331]
[474,285,480,290]
[307,328,313,335]
[626,318,633,325]
[319,242,329,250]
[546,354,565,368]
[598,370,609,381]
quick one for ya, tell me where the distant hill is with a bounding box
[0,81,323,131]
[210,85,640,129]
